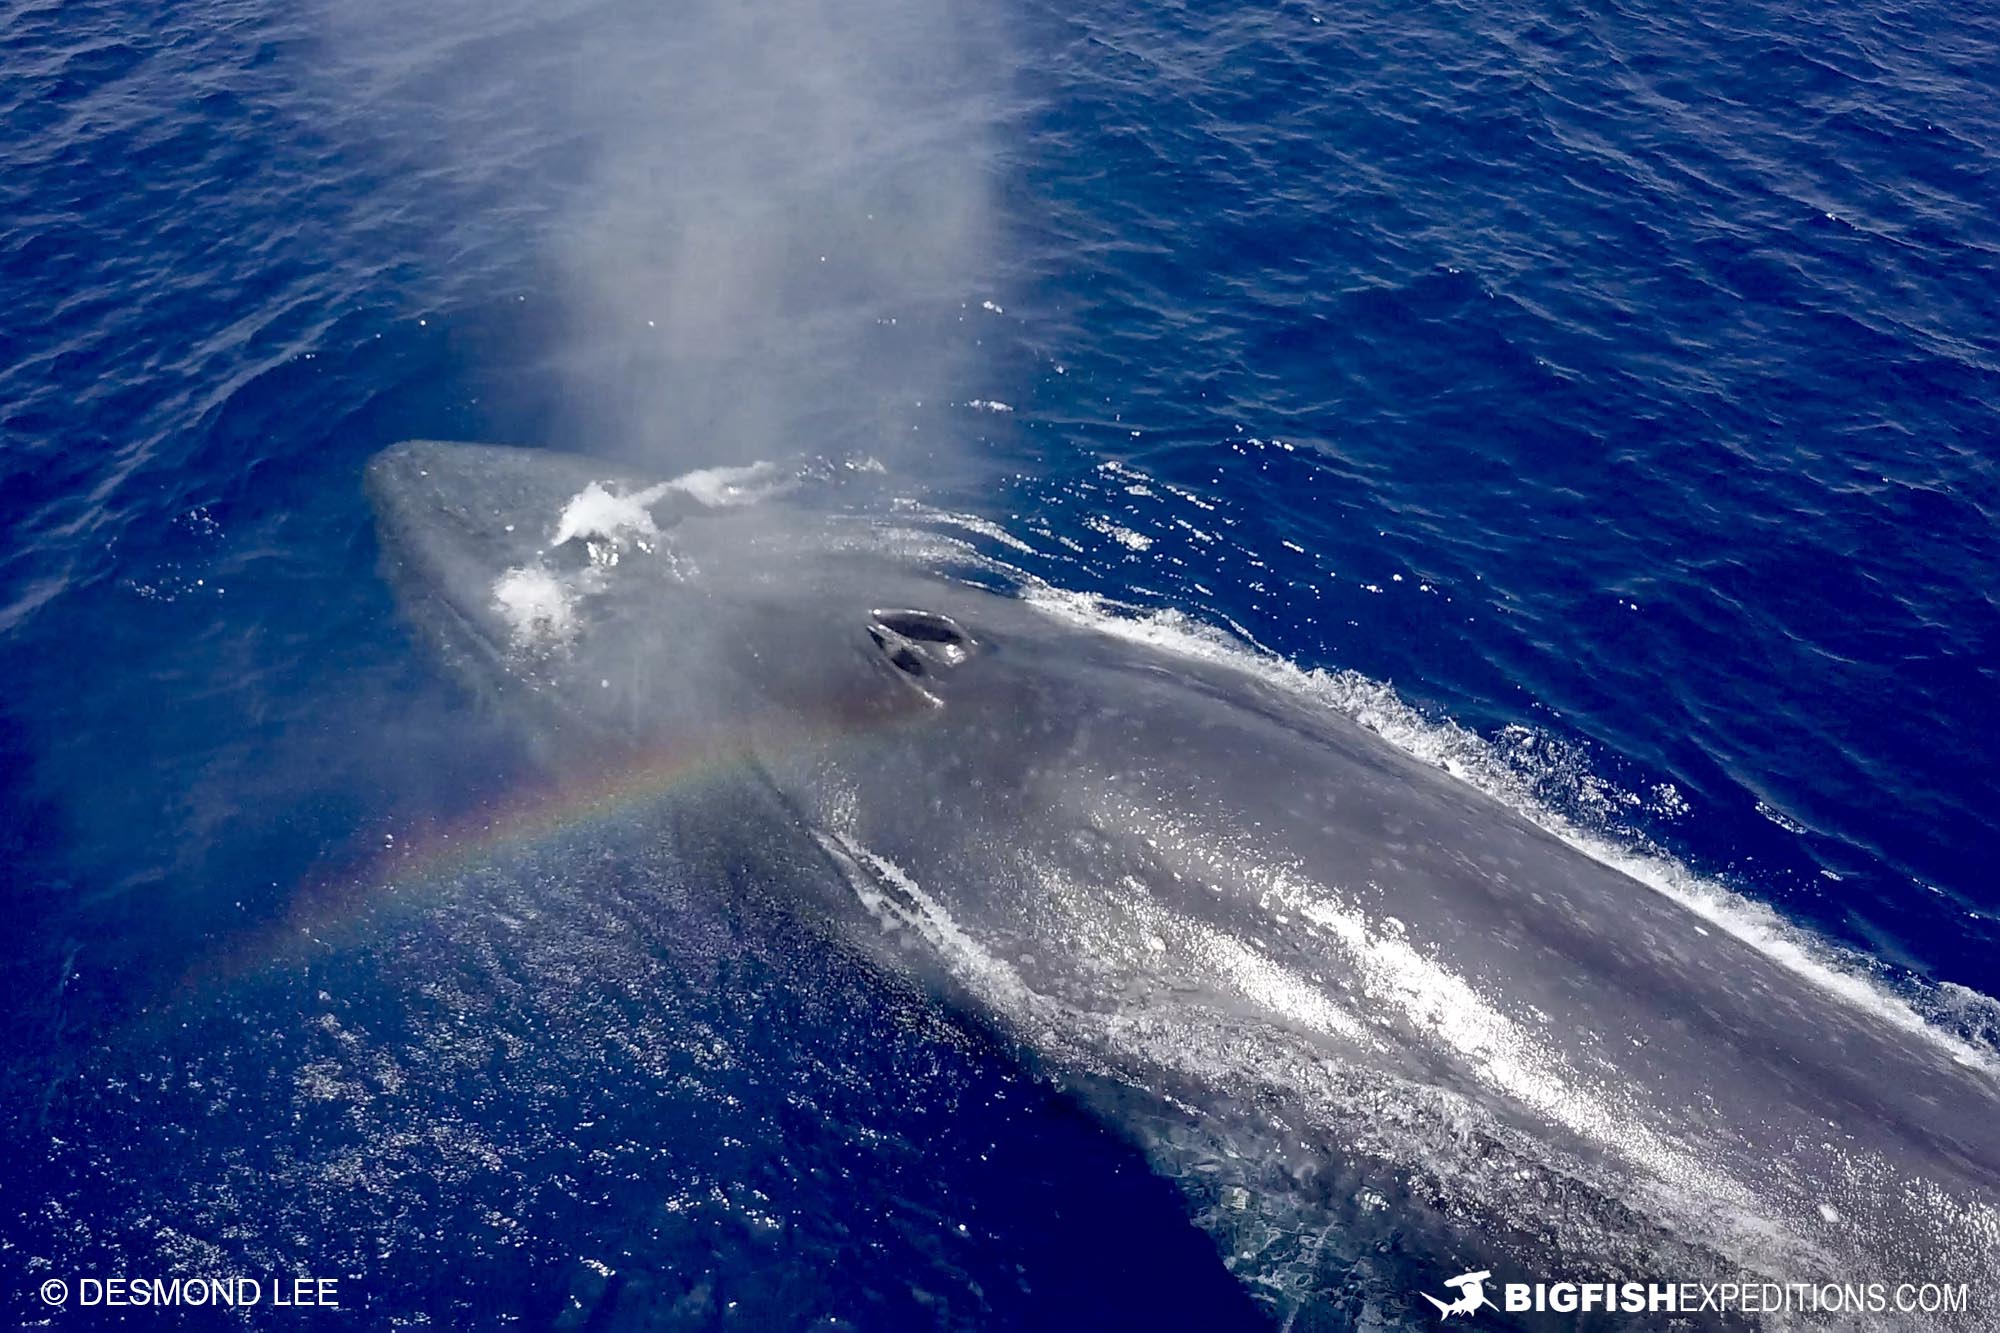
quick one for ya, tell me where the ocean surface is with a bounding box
[2,0,1996,1327]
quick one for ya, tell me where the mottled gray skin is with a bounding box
[369,441,2000,1328]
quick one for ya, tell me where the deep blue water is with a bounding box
[2,0,1996,1326]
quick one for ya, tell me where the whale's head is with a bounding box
[365,440,991,766]
[366,441,624,664]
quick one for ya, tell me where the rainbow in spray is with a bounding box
[177,695,919,999]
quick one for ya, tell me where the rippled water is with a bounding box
[2,0,1995,1325]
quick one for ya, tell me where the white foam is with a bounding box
[552,463,787,556]
[1018,583,2000,1077]
[1175,923,1371,1045]
[552,481,660,554]
[891,499,1040,556]
[651,460,789,509]
[492,566,576,648]
[813,830,1056,1030]
[1084,515,1154,551]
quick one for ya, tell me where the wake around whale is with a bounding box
[367,440,2000,1328]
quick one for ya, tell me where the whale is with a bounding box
[366,439,2000,1328]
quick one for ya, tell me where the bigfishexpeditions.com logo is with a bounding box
[1417,1270,1971,1321]
[1422,1270,1495,1319]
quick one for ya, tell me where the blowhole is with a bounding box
[867,609,976,676]
[873,609,966,645]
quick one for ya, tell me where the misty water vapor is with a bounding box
[556,0,1003,474]
[325,0,1007,478]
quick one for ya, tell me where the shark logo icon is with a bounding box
[1421,1270,1495,1319]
